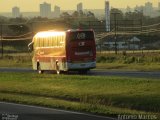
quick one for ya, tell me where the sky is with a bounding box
[0,0,159,12]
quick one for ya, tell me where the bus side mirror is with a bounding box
[28,42,33,52]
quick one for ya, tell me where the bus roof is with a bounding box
[66,29,94,32]
[34,30,66,38]
[34,29,94,38]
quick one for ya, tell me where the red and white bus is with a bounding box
[28,29,96,74]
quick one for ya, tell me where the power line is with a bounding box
[96,28,160,41]
[1,21,160,41]
[118,22,160,29]
[3,32,32,38]
[2,37,32,41]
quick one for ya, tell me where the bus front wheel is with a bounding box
[37,63,43,74]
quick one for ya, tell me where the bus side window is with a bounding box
[44,37,48,47]
[33,38,37,48]
[60,35,64,46]
[45,38,47,47]
[53,36,56,47]
[47,37,49,47]
[41,38,45,47]
[50,36,52,47]
[40,38,43,47]
[37,38,40,47]
[58,36,60,47]
[62,36,65,44]
[56,35,58,47]
[49,37,51,47]
[42,38,45,47]
[53,36,55,47]
[57,35,61,47]
[43,38,46,47]
[56,36,59,47]
[37,38,39,47]
[39,38,41,47]
[60,35,62,46]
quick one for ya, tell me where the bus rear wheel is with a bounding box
[37,64,43,74]
[56,62,60,75]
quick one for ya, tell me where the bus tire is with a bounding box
[56,62,60,75]
[37,63,43,74]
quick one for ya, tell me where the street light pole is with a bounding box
[140,10,143,53]
[114,14,117,54]
[112,12,120,54]
[0,23,3,58]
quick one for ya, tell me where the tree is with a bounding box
[86,11,95,18]
[72,11,79,18]
[9,17,27,23]
[110,8,124,30]
[0,16,9,23]
[60,12,71,19]
[110,8,123,20]
[79,10,86,17]
[126,6,131,13]
[8,24,29,34]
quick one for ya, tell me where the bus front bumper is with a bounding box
[66,61,96,70]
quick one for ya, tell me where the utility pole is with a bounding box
[140,10,143,54]
[111,12,120,54]
[0,23,3,58]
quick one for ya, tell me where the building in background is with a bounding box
[77,3,83,12]
[144,2,153,16]
[103,36,141,50]
[134,5,143,12]
[12,6,20,18]
[54,5,60,18]
[105,0,110,32]
[40,2,51,18]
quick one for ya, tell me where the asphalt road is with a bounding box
[0,102,115,120]
[0,67,160,79]
[89,70,160,79]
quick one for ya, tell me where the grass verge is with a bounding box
[1,50,160,72]
[1,53,160,71]
[0,72,159,117]
[96,63,160,71]
[0,55,31,68]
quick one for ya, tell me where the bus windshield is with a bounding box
[68,31,94,41]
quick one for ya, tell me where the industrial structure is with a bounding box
[105,0,110,32]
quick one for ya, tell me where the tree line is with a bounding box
[0,8,160,35]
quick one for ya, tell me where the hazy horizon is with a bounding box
[0,0,159,12]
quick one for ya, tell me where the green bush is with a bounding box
[136,57,144,63]
[123,56,136,64]
[97,56,117,63]
[153,57,160,62]
[105,56,116,63]
[97,56,106,63]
